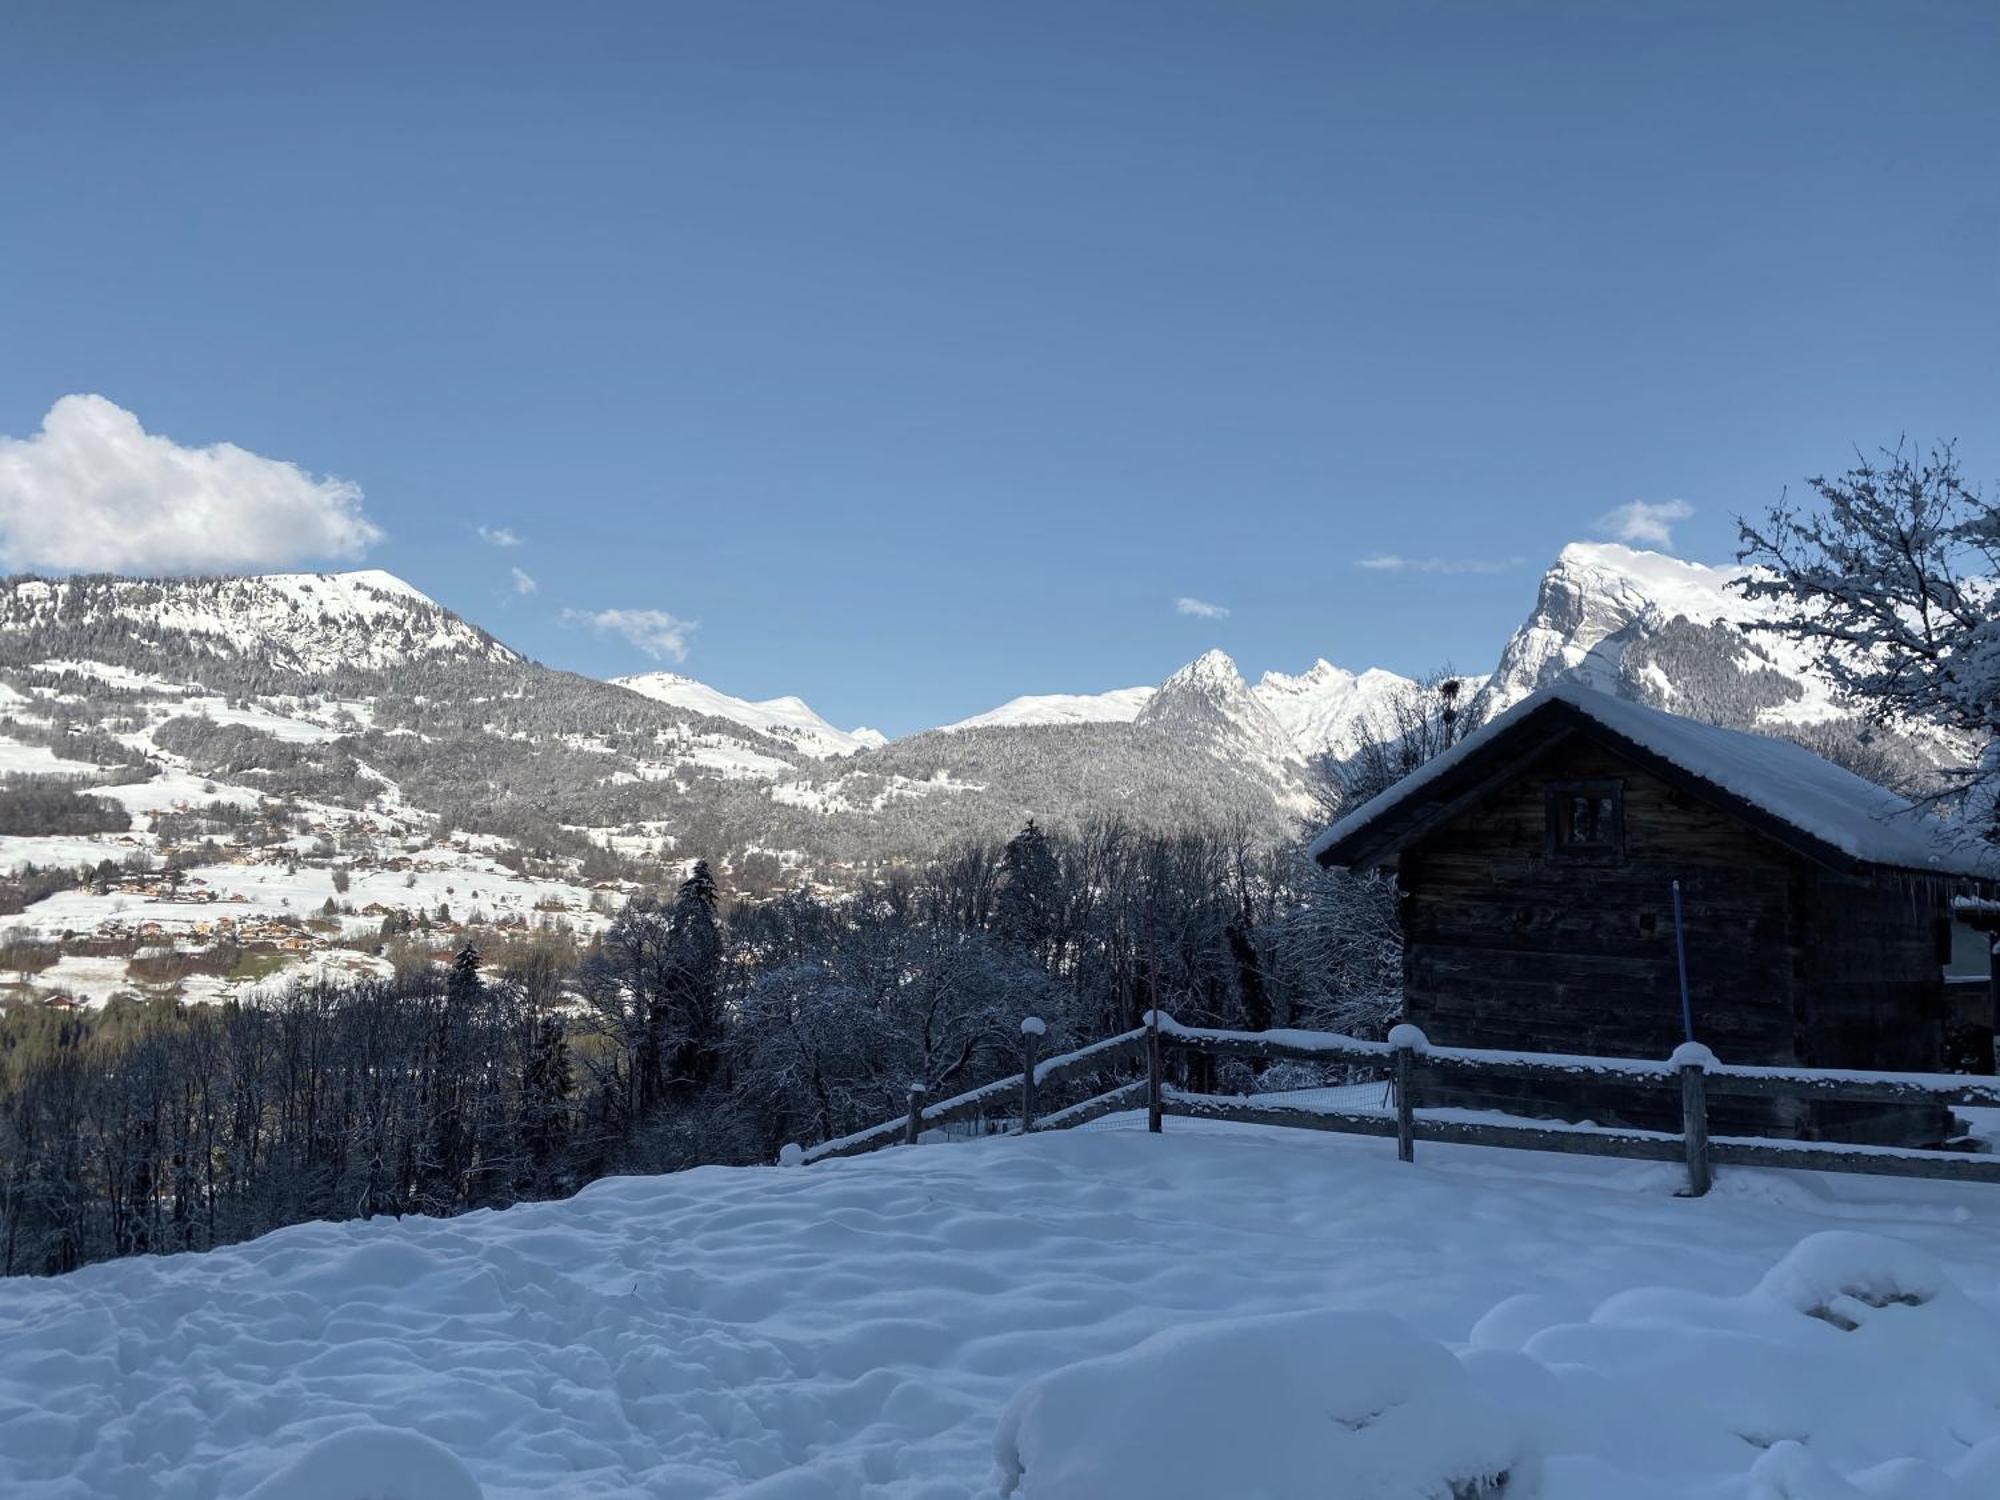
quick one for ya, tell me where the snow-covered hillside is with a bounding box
[940,685,1156,733]
[0,570,516,675]
[614,671,886,758]
[11,1117,2000,1498]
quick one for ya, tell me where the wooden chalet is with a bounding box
[1312,684,1998,1146]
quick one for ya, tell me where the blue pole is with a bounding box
[1672,879,1694,1043]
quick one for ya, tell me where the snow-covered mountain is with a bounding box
[1252,661,1422,761]
[1474,541,1844,728]
[1134,650,1311,802]
[941,661,1425,762]
[939,685,1156,733]
[0,570,517,676]
[0,540,1961,1014]
[614,671,886,759]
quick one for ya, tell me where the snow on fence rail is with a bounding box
[797,1023,1150,1164]
[790,1012,2000,1198]
[1146,1013,2000,1197]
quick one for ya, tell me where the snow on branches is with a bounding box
[1738,439,2000,821]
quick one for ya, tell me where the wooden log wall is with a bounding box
[1398,737,1799,1067]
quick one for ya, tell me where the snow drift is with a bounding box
[994,1308,1524,1499]
[8,1121,2000,1498]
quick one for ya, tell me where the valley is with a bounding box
[0,544,1923,1010]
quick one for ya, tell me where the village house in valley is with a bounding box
[1313,684,1998,1146]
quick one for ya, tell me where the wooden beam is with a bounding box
[1035,1080,1148,1133]
[1708,1137,2000,1184]
[1680,1063,1712,1197]
[1394,1037,1416,1164]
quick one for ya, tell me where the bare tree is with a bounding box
[1738,440,1999,818]
[1310,668,1473,819]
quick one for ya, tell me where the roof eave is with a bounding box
[1312,697,1948,880]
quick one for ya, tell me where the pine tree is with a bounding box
[447,942,482,1006]
[994,820,1060,953]
[518,1015,573,1194]
[665,861,724,1095]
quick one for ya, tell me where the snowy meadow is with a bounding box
[7,1116,2000,1499]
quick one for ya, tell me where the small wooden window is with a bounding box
[1544,779,1625,860]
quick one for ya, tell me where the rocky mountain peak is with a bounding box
[1471,543,1851,734]
[1137,650,1306,798]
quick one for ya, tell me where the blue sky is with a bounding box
[0,2,1993,735]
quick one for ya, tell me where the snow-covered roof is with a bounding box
[1311,682,1996,878]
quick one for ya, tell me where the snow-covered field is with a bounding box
[8,1118,2000,1498]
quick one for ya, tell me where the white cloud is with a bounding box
[1596,499,1693,548]
[510,567,538,596]
[0,394,381,572]
[479,525,523,548]
[1175,596,1230,619]
[1357,554,1521,575]
[563,606,697,663]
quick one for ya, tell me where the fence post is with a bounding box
[1388,1023,1425,1164]
[1671,1042,1715,1197]
[1019,1016,1046,1133]
[904,1083,926,1146]
[1146,1010,1164,1134]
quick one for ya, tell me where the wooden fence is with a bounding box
[791,1012,2000,1198]
[798,1022,1151,1164]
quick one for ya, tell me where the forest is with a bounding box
[0,818,1399,1277]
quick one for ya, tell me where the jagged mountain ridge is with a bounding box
[934,660,1423,763]
[1134,649,1309,793]
[1253,661,1421,763]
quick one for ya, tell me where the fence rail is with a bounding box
[788,1011,2000,1198]
[799,1024,1148,1164]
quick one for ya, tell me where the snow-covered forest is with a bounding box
[0,820,1400,1276]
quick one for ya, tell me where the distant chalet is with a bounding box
[1313,684,1998,1146]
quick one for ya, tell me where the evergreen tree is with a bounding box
[518,1015,572,1194]
[447,942,482,1006]
[994,819,1060,953]
[665,861,725,1095]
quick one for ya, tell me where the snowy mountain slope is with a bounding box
[0,570,517,676]
[11,1117,2000,1498]
[614,671,886,758]
[1463,542,1970,791]
[735,650,1335,852]
[0,570,1329,975]
[940,686,1156,733]
[942,661,1439,764]
[0,571,823,1006]
[1251,660,1424,761]
[1135,649,1309,797]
